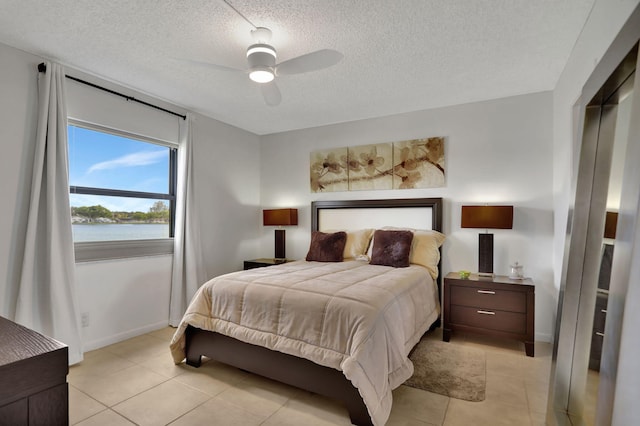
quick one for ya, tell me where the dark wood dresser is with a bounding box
[443,272,535,356]
[0,316,68,425]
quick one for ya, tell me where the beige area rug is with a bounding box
[405,339,486,401]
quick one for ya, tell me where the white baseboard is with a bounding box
[82,320,169,352]
[536,331,553,343]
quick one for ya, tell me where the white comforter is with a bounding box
[170,260,440,426]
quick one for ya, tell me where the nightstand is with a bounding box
[243,258,292,270]
[443,272,535,357]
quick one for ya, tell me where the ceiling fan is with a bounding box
[190,26,343,106]
[187,0,343,106]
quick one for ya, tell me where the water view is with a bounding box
[72,223,169,242]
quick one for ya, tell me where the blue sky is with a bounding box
[68,125,170,212]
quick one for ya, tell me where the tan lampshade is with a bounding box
[604,211,618,239]
[461,205,513,229]
[263,208,298,226]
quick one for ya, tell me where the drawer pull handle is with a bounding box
[596,332,605,337]
[477,290,496,295]
[477,310,496,315]
[601,309,607,314]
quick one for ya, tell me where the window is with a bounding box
[68,122,177,260]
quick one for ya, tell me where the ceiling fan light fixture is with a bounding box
[246,44,276,58]
[249,67,275,83]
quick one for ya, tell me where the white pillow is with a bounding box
[325,228,374,259]
[409,230,445,278]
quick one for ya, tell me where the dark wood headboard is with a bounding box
[311,197,444,308]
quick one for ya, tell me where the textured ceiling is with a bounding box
[0,0,595,135]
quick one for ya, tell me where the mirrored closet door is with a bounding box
[581,64,634,425]
[547,12,640,426]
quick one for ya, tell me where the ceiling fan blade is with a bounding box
[175,58,245,73]
[261,81,282,106]
[275,49,343,75]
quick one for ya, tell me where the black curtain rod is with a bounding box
[38,63,186,120]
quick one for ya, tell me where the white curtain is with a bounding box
[15,62,83,364]
[169,113,206,326]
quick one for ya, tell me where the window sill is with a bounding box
[74,238,174,262]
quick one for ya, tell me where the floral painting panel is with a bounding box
[392,137,445,189]
[347,143,393,191]
[310,148,349,192]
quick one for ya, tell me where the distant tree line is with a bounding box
[71,201,169,223]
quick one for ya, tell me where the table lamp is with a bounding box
[263,208,298,259]
[461,205,513,276]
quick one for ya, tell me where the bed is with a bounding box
[170,198,444,426]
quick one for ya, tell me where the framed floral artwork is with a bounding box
[310,137,445,192]
[310,148,348,192]
[347,143,393,191]
[392,137,445,189]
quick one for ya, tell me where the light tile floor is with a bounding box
[69,327,553,425]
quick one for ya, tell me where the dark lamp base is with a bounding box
[274,229,286,259]
[478,233,494,275]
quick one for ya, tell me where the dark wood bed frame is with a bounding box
[184,198,443,426]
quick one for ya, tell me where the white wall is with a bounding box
[76,256,173,350]
[260,92,555,341]
[607,93,633,210]
[189,111,262,279]
[0,41,262,350]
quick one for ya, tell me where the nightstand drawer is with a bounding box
[450,285,527,313]
[450,305,527,334]
[589,331,604,371]
[593,292,608,333]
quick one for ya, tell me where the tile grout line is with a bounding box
[440,396,452,426]
[68,384,109,425]
[71,407,110,426]
[259,399,287,425]
[111,407,140,426]
[162,395,214,425]
[75,408,135,426]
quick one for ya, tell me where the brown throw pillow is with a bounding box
[370,230,414,267]
[306,231,347,262]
